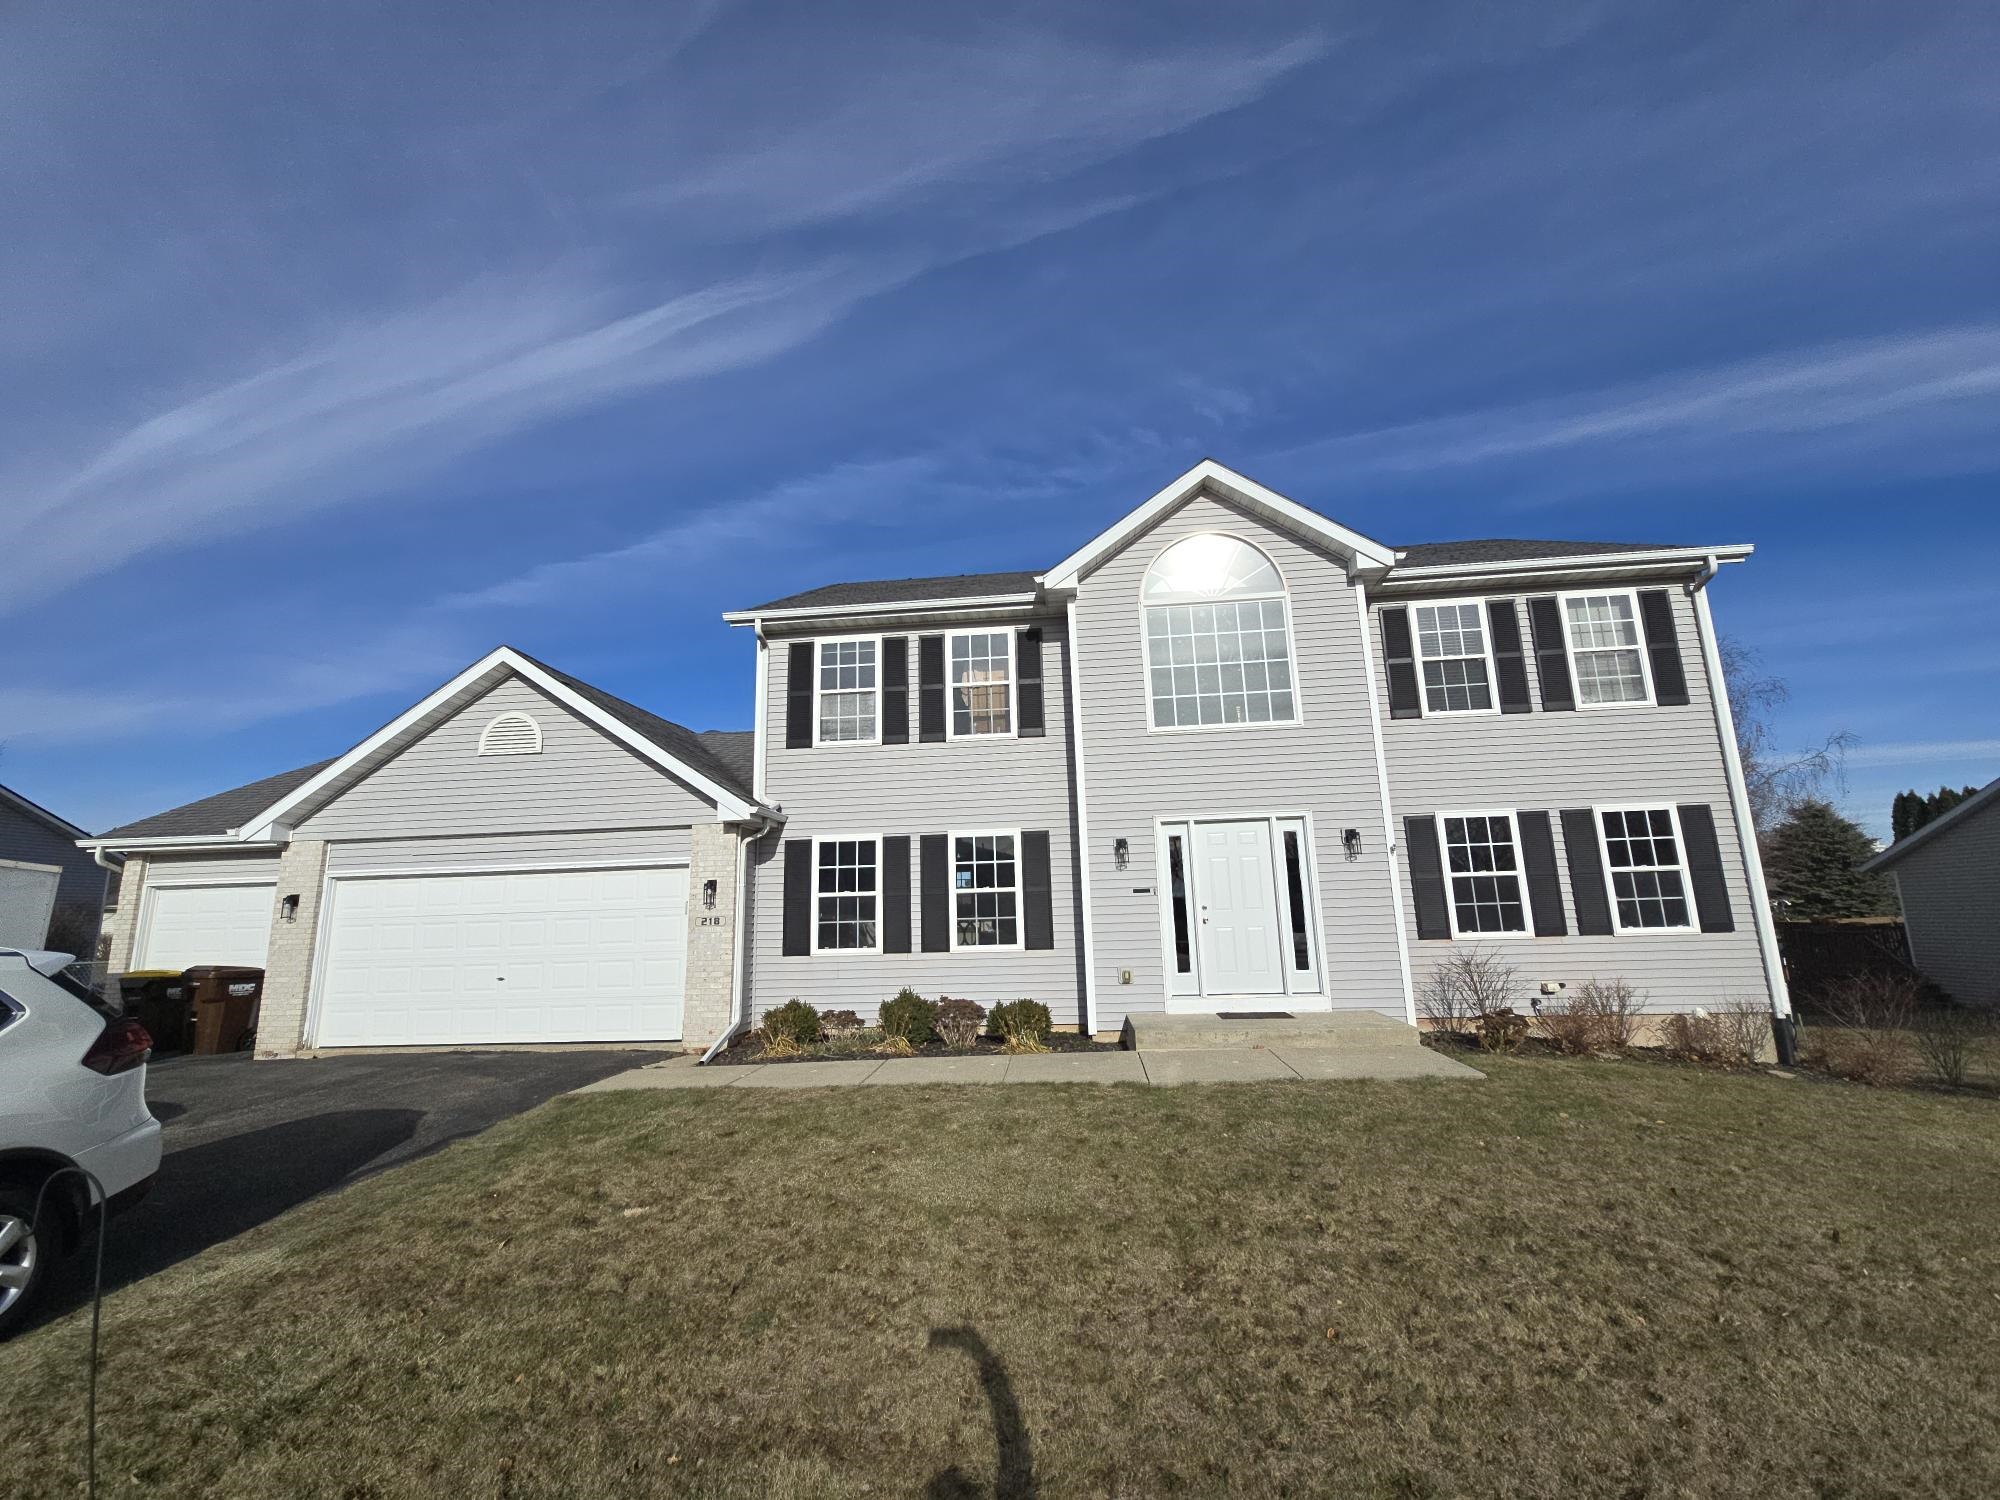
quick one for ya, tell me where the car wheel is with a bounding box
[0,1188,51,1338]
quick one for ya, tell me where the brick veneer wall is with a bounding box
[254,839,327,1059]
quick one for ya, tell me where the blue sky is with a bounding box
[4,1,1996,839]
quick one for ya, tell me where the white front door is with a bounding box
[313,865,687,1047]
[1192,820,1285,997]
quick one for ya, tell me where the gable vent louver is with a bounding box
[477,711,543,757]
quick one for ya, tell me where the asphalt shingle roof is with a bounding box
[99,760,338,840]
[741,571,1042,613]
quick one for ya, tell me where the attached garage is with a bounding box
[312,865,688,1046]
[137,879,275,970]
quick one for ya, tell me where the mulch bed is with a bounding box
[708,1030,1120,1066]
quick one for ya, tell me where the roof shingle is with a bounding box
[740,570,1042,614]
[1393,538,1679,567]
[98,760,338,840]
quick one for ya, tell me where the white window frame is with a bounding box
[1435,808,1533,940]
[810,834,882,955]
[947,827,1025,952]
[943,629,1018,741]
[1593,804,1697,935]
[1556,588,1655,710]
[812,634,884,747]
[1138,532,1305,734]
[1410,596,1502,717]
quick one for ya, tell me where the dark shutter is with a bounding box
[1560,809,1614,935]
[1380,606,1423,719]
[1016,628,1046,737]
[917,635,946,743]
[1488,600,1532,715]
[1403,816,1450,940]
[1676,804,1736,932]
[920,833,950,951]
[1638,590,1690,707]
[881,636,909,745]
[781,839,812,955]
[881,835,912,952]
[1021,830,1054,950]
[785,642,814,749]
[1517,811,1567,936]
[1528,598,1575,712]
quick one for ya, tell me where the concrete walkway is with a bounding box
[574,1045,1482,1093]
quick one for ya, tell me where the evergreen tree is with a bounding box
[1764,800,1898,919]
[1891,790,1920,841]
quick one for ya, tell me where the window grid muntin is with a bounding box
[1599,807,1694,931]
[816,638,879,744]
[1145,595,1296,728]
[949,630,1014,738]
[951,831,1020,949]
[1142,534,1284,603]
[814,837,879,952]
[1440,812,1528,936]
[1414,600,1496,713]
[1563,592,1650,706]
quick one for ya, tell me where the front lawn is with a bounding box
[7,1059,1999,1497]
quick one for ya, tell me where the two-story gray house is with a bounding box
[84,461,1791,1057]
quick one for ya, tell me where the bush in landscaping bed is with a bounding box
[1912,1004,1986,1088]
[1418,948,1519,1040]
[761,999,822,1054]
[1538,978,1644,1056]
[935,997,987,1049]
[1662,1001,1768,1068]
[879,987,939,1046]
[1802,972,1921,1085]
[989,999,1052,1052]
[1475,1006,1530,1053]
[820,1009,864,1039]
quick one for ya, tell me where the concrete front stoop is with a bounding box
[1122,1010,1423,1052]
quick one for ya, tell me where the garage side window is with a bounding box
[478,711,543,756]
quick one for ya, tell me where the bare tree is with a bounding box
[1720,637,1852,836]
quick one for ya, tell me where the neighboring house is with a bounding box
[1861,776,2000,1008]
[83,460,1791,1058]
[0,783,114,954]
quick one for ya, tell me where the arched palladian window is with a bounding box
[477,710,543,756]
[1142,534,1296,728]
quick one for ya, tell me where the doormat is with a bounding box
[1216,1012,1293,1020]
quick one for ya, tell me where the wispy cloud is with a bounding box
[1846,738,2000,769]
[1287,325,2000,484]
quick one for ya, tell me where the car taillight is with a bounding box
[82,1018,153,1076]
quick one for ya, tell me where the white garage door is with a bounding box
[313,865,687,1047]
[138,883,275,970]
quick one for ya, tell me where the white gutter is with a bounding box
[1386,545,1754,583]
[1353,580,1417,1024]
[723,592,1041,627]
[1689,556,1792,1021]
[1066,597,1099,1037]
[76,834,279,853]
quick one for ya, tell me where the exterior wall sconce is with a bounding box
[280,893,300,922]
[1342,828,1363,860]
[702,878,719,910]
[1113,838,1129,870]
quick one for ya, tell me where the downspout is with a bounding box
[699,811,776,1064]
[1689,555,1798,1063]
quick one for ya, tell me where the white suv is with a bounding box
[0,949,162,1336]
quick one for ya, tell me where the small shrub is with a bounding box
[879,987,939,1046]
[1537,978,1645,1056]
[1912,1005,1983,1089]
[1418,948,1518,1040]
[1804,972,1920,1085]
[1662,1001,1768,1068]
[936,997,987,1049]
[990,999,1053,1053]
[873,1032,918,1057]
[760,999,821,1055]
[820,1009,864,1039]
[1475,1006,1530,1053]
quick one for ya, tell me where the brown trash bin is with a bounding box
[118,971,194,1053]
[185,966,265,1055]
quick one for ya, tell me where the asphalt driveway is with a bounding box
[30,1048,648,1331]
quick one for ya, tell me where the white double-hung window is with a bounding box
[1413,600,1496,713]
[1561,592,1651,706]
[813,837,879,952]
[816,637,879,743]
[951,831,1020,948]
[949,631,1014,737]
[1598,808,1694,931]
[1438,811,1528,937]
[1142,534,1296,729]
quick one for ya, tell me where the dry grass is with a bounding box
[7,1061,2000,1498]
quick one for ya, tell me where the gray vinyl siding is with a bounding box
[143,851,283,883]
[748,615,1082,1025]
[0,804,108,916]
[299,675,718,841]
[1073,490,1408,1030]
[1890,803,2000,1008]
[324,828,692,874]
[1371,583,1774,1012]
